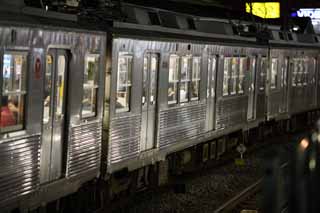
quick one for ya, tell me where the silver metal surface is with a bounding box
[0,134,40,206]
[159,102,206,149]
[108,114,141,164]
[66,121,102,178]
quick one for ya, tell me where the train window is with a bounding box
[292,59,298,87]
[207,57,216,98]
[168,55,179,104]
[230,57,238,95]
[43,55,53,124]
[150,54,159,104]
[191,57,201,100]
[271,58,278,89]
[302,58,308,86]
[1,53,27,132]
[180,55,191,103]
[260,57,267,91]
[281,58,289,88]
[116,53,133,113]
[223,57,231,96]
[82,54,99,118]
[310,58,317,85]
[56,56,66,118]
[297,59,303,86]
[239,57,247,94]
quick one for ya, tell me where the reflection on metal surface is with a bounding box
[0,134,40,205]
[66,121,102,177]
[159,103,206,149]
[109,115,141,164]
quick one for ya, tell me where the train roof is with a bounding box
[0,4,105,35]
[110,3,320,49]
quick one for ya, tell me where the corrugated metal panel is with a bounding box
[0,134,40,205]
[109,115,141,164]
[67,121,102,178]
[216,97,247,129]
[159,103,206,149]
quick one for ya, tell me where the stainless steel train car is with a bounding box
[1,2,320,212]
[0,7,106,212]
[103,4,320,194]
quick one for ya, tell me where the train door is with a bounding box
[42,49,69,182]
[140,53,159,152]
[280,57,289,113]
[247,57,257,121]
[206,56,217,131]
[309,57,317,108]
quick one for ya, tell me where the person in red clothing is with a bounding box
[0,96,16,127]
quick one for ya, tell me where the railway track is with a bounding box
[214,162,289,213]
[213,178,262,213]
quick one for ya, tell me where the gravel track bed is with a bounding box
[110,132,304,213]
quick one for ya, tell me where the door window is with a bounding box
[1,53,27,131]
[239,57,248,94]
[207,56,217,98]
[150,55,158,104]
[116,53,132,112]
[56,56,66,119]
[43,55,53,124]
[271,58,278,89]
[223,57,231,96]
[82,54,99,118]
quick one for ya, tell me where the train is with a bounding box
[1,1,320,212]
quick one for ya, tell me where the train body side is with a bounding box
[0,14,106,211]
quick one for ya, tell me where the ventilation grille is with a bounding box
[0,134,41,205]
[67,121,102,178]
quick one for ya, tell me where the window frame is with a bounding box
[223,57,231,96]
[259,57,267,91]
[190,56,201,101]
[168,54,180,105]
[179,55,192,103]
[81,53,100,119]
[0,51,28,133]
[168,54,202,106]
[222,56,247,97]
[270,58,279,90]
[116,52,133,113]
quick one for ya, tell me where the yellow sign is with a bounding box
[246,2,280,19]
[47,55,52,64]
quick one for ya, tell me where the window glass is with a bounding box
[116,53,132,112]
[281,58,288,88]
[168,55,179,104]
[292,59,298,87]
[297,59,303,86]
[230,58,238,95]
[223,57,231,96]
[271,58,278,89]
[1,53,27,131]
[239,57,247,94]
[191,57,201,100]
[43,55,53,124]
[56,56,66,118]
[180,56,191,103]
[310,58,317,85]
[150,55,158,104]
[303,58,308,86]
[142,56,148,104]
[207,57,216,98]
[260,57,267,91]
[82,55,99,118]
